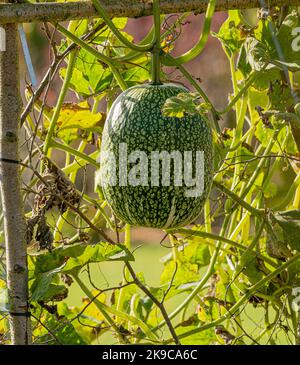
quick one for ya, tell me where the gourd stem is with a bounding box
[151,48,162,85]
[151,0,162,85]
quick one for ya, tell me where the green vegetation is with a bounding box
[1,0,300,345]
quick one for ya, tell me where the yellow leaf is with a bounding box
[46,101,106,143]
[80,291,106,322]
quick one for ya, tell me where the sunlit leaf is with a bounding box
[271,210,300,252]
[176,323,216,345]
[213,10,246,56]
[30,264,65,302]
[162,93,199,118]
[62,242,134,275]
[47,101,105,143]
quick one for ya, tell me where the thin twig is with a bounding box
[125,261,181,345]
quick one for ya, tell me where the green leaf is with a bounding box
[255,121,297,155]
[213,10,246,56]
[62,48,113,97]
[254,18,274,49]
[271,210,300,252]
[35,314,87,345]
[274,10,300,63]
[160,260,199,298]
[162,92,207,118]
[60,67,91,98]
[31,241,134,279]
[241,37,283,90]
[33,251,65,275]
[108,30,134,57]
[269,81,295,112]
[45,101,105,144]
[160,241,210,268]
[236,45,252,76]
[248,87,269,121]
[114,273,144,317]
[241,251,264,286]
[176,322,216,345]
[36,284,68,303]
[62,242,134,275]
[182,242,211,267]
[252,68,281,91]
[162,93,195,118]
[30,265,65,302]
[57,302,106,343]
[59,18,127,97]
[244,37,269,71]
[123,65,150,86]
[69,19,89,38]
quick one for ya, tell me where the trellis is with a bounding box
[0,0,299,345]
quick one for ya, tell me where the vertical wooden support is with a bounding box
[0,10,31,344]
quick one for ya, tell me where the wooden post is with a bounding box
[0,1,31,344]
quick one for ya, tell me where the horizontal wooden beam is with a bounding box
[0,0,299,24]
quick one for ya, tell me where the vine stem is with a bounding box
[73,274,158,342]
[232,221,265,280]
[116,224,131,324]
[213,180,263,218]
[53,139,88,243]
[53,97,100,243]
[125,261,181,345]
[92,0,155,52]
[169,234,180,263]
[293,182,300,208]
[0,15,31,344]
[43,49,78,157]
[20,20,107,126]
[167,253,300,342]
[155,215,230,332]
[163,53,214,107]
[72,274,127,344]
[238,129,280,201]
[275,171,300,210]
[63,150,98,175]
[50,140,98,167]
[218,65,268,115]
[163,0,216,65]
[163,53,220,133]
[115,14,171,63]
[167,228,277,268]
[56,24,128,91]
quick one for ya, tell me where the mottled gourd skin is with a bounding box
[96,83,213,228]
